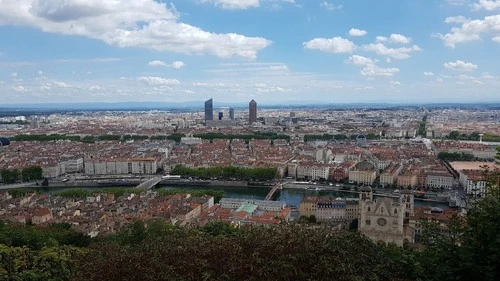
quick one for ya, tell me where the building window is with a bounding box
[366,220,371,225]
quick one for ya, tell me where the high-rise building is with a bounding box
[249,99,257,124]
[204,98,213,121]
[229,108,235,120]
[218,111,223,120]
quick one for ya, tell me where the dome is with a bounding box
[0,137,10,146]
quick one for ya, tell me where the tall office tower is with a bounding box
[249,99,257,124]
[204,98,213,121]
[229,108,235,120]
[218,111,223,120]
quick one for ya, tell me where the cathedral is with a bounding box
[358,187,414,247]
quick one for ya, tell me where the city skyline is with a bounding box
[1,0,500,104]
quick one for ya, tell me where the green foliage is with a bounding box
[1,168,20,184]
[21,166,43,182]
[418,115,427,136]
[438,151,475,161]
[201,221,239,236]
[75,226,411,281]
[56,188,142,198]
[170,165,277,181]
[166,133,185,143]
[0,221,91,250]
[304,134,350,142]
[158,189,224,203]
[192,132,290,141]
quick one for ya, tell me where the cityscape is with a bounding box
[1,0,500,280]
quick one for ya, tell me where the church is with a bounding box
[358,187,414,247]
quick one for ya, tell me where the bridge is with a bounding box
[264,182,282,201]
[136,176,162,190]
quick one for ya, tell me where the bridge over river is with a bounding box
[136,176,162,189]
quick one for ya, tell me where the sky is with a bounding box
[0,0,499,105]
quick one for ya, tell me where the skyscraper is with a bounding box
[229,108,235,120]
[249,99,257,124]
[204,98,213,121]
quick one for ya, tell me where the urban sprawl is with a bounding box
[1,101,499,247]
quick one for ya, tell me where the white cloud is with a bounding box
[171,61,186,69]
[37,70,43,75]
[473,0,500,11]
[0,0,271,59]
[148,60,167,67]
[446,0,469,6]
[320,2,341,10]
[53,81,71,88]
[445,16,469,24]
[11,72,18,77]
[345,55,399,77]
[444,60,478,71]
[375,34,412,44]
[493,36,500,43]
[269,64,288,70]
[436,14,500,48]
[89,85,102,91]
[199,0,260,9]
[138,76,180,86]
[349,28,367,37]
[148,60,186,69]
[390,81,401,86]
[345,55,376,66]
[303,36,355,53]
[424,72,435,76]
[363,43,421,59]
[12,85,26,92]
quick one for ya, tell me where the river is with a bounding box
[27,184,451,209]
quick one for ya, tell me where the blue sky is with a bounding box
[1,0,499,105]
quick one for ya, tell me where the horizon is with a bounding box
[1,0,500,104]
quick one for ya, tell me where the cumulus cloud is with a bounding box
[0,0,271,59]
[53,81,71,88]
[148,60,167,67]
[444,60,478,71]
[436,14,500,48]
[424,72,435,76]
[138,76,180,86]
[303,36,355,53]
[363,43,421,59]
[375,34,412,44]
[148,60,186,69]
[349,28,367,37]
[171,61,186,69]
[199,0,260,10]
[345,55,400,77]
[473,0,500,11]
[320,1,342,10]
[12,85,26,92]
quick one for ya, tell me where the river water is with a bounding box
[34,184,450,209]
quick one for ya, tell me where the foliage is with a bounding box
[0,221,91,250]
[170,165,277,181]
[0,244,86,281]
[192,132,290,141]
[418,115,427,137]
[56,188,142,198]
[75,226,412,281]
[1,166,43,184]
[21,166,43,182]
[1,168,20,184]
[437,151,475,161]
[158,189,224,203]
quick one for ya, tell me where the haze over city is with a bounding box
[1,0,500,105]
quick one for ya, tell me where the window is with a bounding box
[366,220,371,225]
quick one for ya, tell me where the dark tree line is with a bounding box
[1,166,43,184]
[437,151,475,161]
[170,165,277,181]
